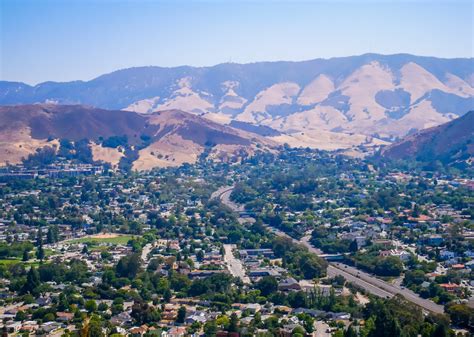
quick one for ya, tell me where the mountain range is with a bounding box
[0,104,274,169]
[2,54,473,151]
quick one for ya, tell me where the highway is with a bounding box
[214,185,444,314]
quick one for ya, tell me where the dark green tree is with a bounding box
[344,325,358,337]
[255,276,278,297]
[228,312,239,333]
[203,320,218,337]
[368,305,401,337]
[22,249,29,262]
[36,244,45,261]
[176,306,186,323]
[22,267,40,295]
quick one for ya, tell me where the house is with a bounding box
[5,321,22,334]
[188,270,228,279]
[379,249,411,262]
[278,278,301,291]
[464,250,474,258]
[248,268,281,278]
[440,283,461,293]
[216,332,240,337]
[465,260,474,270]
[129,325,149,336]
[39,321,62,334]
[56,311,74,322]
[329,312,351,320]
[110,311,133,326]
[424,235,444,246]
[440,250,456,260]
[20,321,39,334]
[239,249,274,260]
[452,264,465,270]
[243,303,261,314]
[166,326,187,337]
[185,311,208,324]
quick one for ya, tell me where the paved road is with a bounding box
[210,186,233,201]
[212,185,253,224]
[279,226,442,313]
[212,185,244,212]
[141,243,153,267]
[223,244,250,284]
[314,321,332,337]
[329,262,444,313]
[215,185,444,314]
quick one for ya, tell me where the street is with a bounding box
[314,320,332,337]
[223,244,251,284]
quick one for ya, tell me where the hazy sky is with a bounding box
[1,0,473,85]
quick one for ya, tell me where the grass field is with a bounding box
[70,234,135,245]
[0,258,21,265]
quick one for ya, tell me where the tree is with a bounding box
[58,293,70,311]
[115,253,141,279]
[163,288,172,303]
[302,315,314,333]
[97,302,108,312]
[349,240,358,252]
[374,257,403,277]
[203,320,218,337]
[22,249,29,262]
[196,250,204,262]
[344,325,358,337]
[36,244,45,261]
[131,301,161,325]
[446,303,473,328]
[368,305,401,337]
[15,310,27,321]
[228,312,239,333]
[431,324,448,337]
[22,267,40,295]
[299,253,327,279]
[85,300,97,313]
[87,315,104,337]
[176,306,186,323]
[256,276,278,297]
[47,227,55,244]
[292,326,305,337]
[36,227,43,246]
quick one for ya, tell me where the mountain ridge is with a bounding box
[381,110,474,166]
[0,104,275,170]
[1,53,473,150]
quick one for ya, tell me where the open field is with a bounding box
[0,258,21,265]
[69,234,135,245]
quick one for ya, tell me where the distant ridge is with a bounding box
[1,53,473,149]
[381,111,474,165]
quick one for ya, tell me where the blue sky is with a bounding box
[1,0,473,84]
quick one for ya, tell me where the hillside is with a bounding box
[381,111,474,165]
[0,104,275,169]
[1,54,473,148]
